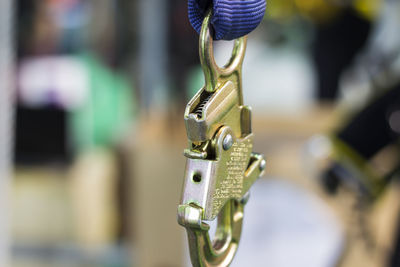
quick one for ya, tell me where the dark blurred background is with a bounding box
[1,0,400,266]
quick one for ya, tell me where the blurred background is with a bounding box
[1,0,400,266]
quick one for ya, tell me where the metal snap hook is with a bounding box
[178,7,265,267]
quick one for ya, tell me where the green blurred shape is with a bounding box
[70,53,136,151]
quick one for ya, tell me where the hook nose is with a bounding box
[178,199,244,267]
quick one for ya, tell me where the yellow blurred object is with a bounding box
[12,169,73,244]
[353,0,383,20]
[294,0,342,23]
[12,149,120,248]
[293,0,382,23]
[69,148,119,247]
[267,0,297,21]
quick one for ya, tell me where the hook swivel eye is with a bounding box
[199,9,247,93]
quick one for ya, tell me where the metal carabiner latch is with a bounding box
[178,10,266,267]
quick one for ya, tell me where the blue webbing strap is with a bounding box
[188,0,266,40]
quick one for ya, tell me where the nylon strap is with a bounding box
[188,0,266,40]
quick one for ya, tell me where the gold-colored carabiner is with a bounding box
[178,9,266,267]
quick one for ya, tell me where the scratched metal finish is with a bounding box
[211,138,253,218]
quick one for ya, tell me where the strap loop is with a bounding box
[188,0,266,40]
